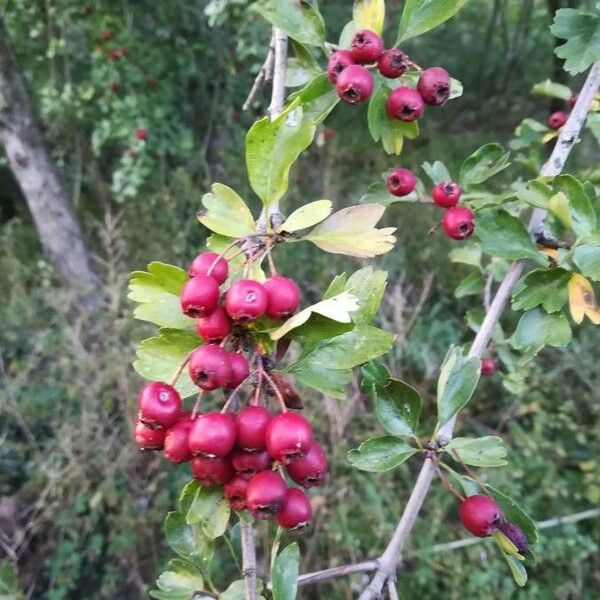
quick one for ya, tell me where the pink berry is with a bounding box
[188,252,229,284]
[226,352,250,389]
[350,29,384,64]
[386,86,425,122]
[236,406,272,451]
[196,307,232,342]
[266,412,313,464]
[442,206,475,240]
[276,487,312,530]
[378,49,410,79]
[137,381,181,429]
[163,414,194,463]
[231,449,272,479]
[188,344,232,391]
[134,128,148,140]
[246,470,287,519]
[327,50,355,84]
[286,442,327,488]
[459,495,504,537]
[432,182,461,208]
[263,275,301,320]
[548,111,568,129]
[417,67,451,106]
[481,358,498,377]
[134,418,167,450]
[188,411,236,458]
[225,279,268,321]
[386,168,416,197]
[335,64,374,105]
[224,475,249,510]
[180,275,220,318]
[191,457,234,487]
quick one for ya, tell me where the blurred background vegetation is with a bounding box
[0,1,598,598]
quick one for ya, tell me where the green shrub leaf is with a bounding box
[348,436,417,471]
[445,436,508,467]
[459,143,510,185]
[512,268,570,313]
[374,379,422,438]
[197,183,256,238]
[397,0,468,42]
[272,543,300,600]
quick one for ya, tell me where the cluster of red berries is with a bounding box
[547,94,577,130]
[459,495,528,553]
[327,29,452,120]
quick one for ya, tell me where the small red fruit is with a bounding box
[180,275,220,318]
[188,344,232,391]
[432,182,461,208]
[266,412,313,464]
[386,86,425,122]
[137,381,182,429]
[134,419,167,450]
[225,279,268,321]
[224,475,249,510]
[286,442,327,488]
[163,415,194,463]
[276,488,312,530]
[386,168,416,197]
[324,127,335,141]
[263,275,301,320]
[107,49,120,61]
[498,521,528,554]
[246,471,287,519]
[134,128,148,141]
[335,65,374,105]
[378,49,410,79]
[548,111,568,129]
[568,94,578,108]
[100,30,113,41]
[459,495,504,537]
[480,357,498,377]
[226,352,250,389]
[417,67,451,106]
[231,449,271,479]
[236,406,272,451]
[327,50,355,84]
[188,252,229,284]
[196,307,231,342]
[188,412,236,458]
[350,29,384,64]
[442,206,475,240]
[191,457,234,487]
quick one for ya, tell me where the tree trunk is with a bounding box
[0,23,101,311]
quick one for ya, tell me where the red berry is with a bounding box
[134,128,148,140]
[335,64,374,105]
[246,471,287,519]
[548,111,568,129]
[266,412,313,464]
[350,29,384,64]
[231,449,271,479]
[386,168,416,197]
[225,279,268,321]
[442,206,475,240]
[378,49,410,79]
[386,86,425,122]
[263,276,301,320]
[276,488,312,530]
[224,475,249,510]
[191,456,234,487]
[107,49,120,61]
[568,94,578,108]
[188,412,236,458]
[286,442,327,488]
[481,357,498,377]
[459,495,504,537]
[432,182,461,208]
[226,352,250,389]
[323,127,335,140]
[188,252,229,284]
[137,381,182,429]
[196,307,232,342]
[100,29,113,41]
[180,275,220,318]
[417,67,451,106]
[498,521,528,554]
[134,418,167,450]
[188,344,232,391]
[236,406,272,451]
[163,415,194,463]
[327,50,355,84]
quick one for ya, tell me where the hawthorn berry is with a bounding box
[386,168,416,197]
[236,406,272,451]
[286,442,327,488]
[459,495,504,537]
[188,251,229,284]
[188,344,232,391]
[498,521,529,554]
[196,307,231,342]
[100,29,113,41]
[432,181,461,208]
[180,275,220,318]
[163,415,194,463]
[350,30,384,64]
[266,412,314,464]
[327,50,354,84]
[335,64,374,105]
[226,352,250,389]
[276,487,312,530]
[137,381,182,429]
[386,86,425,122]
[417,67,451,106]
[263,275,301,320]
[231,449,271,479]
[568,94,578,108]
[246,470,287,519]
[378,49,410,79]
[225,279,268,321]
[442,206,475,240]
[323,127,335,141]
[548,111,568,129]
[191,456,234,487]
[134,128,148,140]
[188,411,236,458]
[480,357,498,377]
[134,418,167,450]
[224,475,249,510]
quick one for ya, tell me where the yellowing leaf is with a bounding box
[198,183,257,238]
[493,531,525,561]
[538,246,559,262]
[548,192,572,229]
[278,200,332,232]
[353,0,385,36]
[568,273,600,324]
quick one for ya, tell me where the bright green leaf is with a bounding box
[449,243,482,269]
[397,0,469,43]
[587,112,600,146]
[531,79,572,100]
[551,8,600,75]
[156,560,204,593]
[459,143,510,185]
[455,272,483,298]
[278,200,332,232]
[504,554,528,587]
[179,480,200,514]
[348,436,417,471]
[515,179,554,209]
[272,543,299,600]
[511,309,572,361]
[445,436,508,467]
[220,579,265,600]
[186,487,230,539]
[164,512,198,561]
[360,181,419,206]
[512,268,570,313]
[553,174,596,237]
[288,74,339,124]
[422,160,452,185]
[374,379,422,437]
[197,183,256,238]
[574,242,600,281]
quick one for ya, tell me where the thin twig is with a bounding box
[268,28,288,121]
[483,273,493,312]
[242,31,276,111]
[240,518,258,600]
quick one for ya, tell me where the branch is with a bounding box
[242,31,276,112]
[268,27,288,120]
[298,560,379,587]
[240,519,257,600]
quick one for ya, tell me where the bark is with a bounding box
[0,23,101,311]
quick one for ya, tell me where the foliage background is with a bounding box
[0,0,598,598]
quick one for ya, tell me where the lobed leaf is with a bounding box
[512,268,570,313]
[278,200,332,233]
[197,183,256,238]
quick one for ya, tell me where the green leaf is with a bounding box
[303,204,396,258]
[164,512,198,561]
[550,8,600,75]
[272,543,300,600]
[288,74,339,124]
[449,243,482,269]
[360,181,419,206]
[339,21,357,48]
[552,174,596,237]
[186,487,230,539]
[515,179,554,209]
[134,329,200,398]
[348,436,418,471]
[361,360,390,392]
[454,272,483,298]
[422,160,452,185]
[587,112,600,146]
[285,363,352,399]
[220,579,265,600]
[397,0,468,42]
[436,346,480,426]
[574,242,600,281]
[445,436,508,467]
[197,183,256,238]
[246,105,316,206]
[475,210,542,262]
[459,144,510,185]
[504,554,528,587]
[512,268,570,313]
[353,0,385,36]
[374,379,422,438]
[149,590,192,600]
[179,480,200,514]
[531,79,572,101]
[485,485,539,544]
[129,262,194,329]
[156,560,204,594]
[509,118,549,151]
[278,200,332,232]
[0,562,22,600]
[252,0,325,46]
[511,309,572,361]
